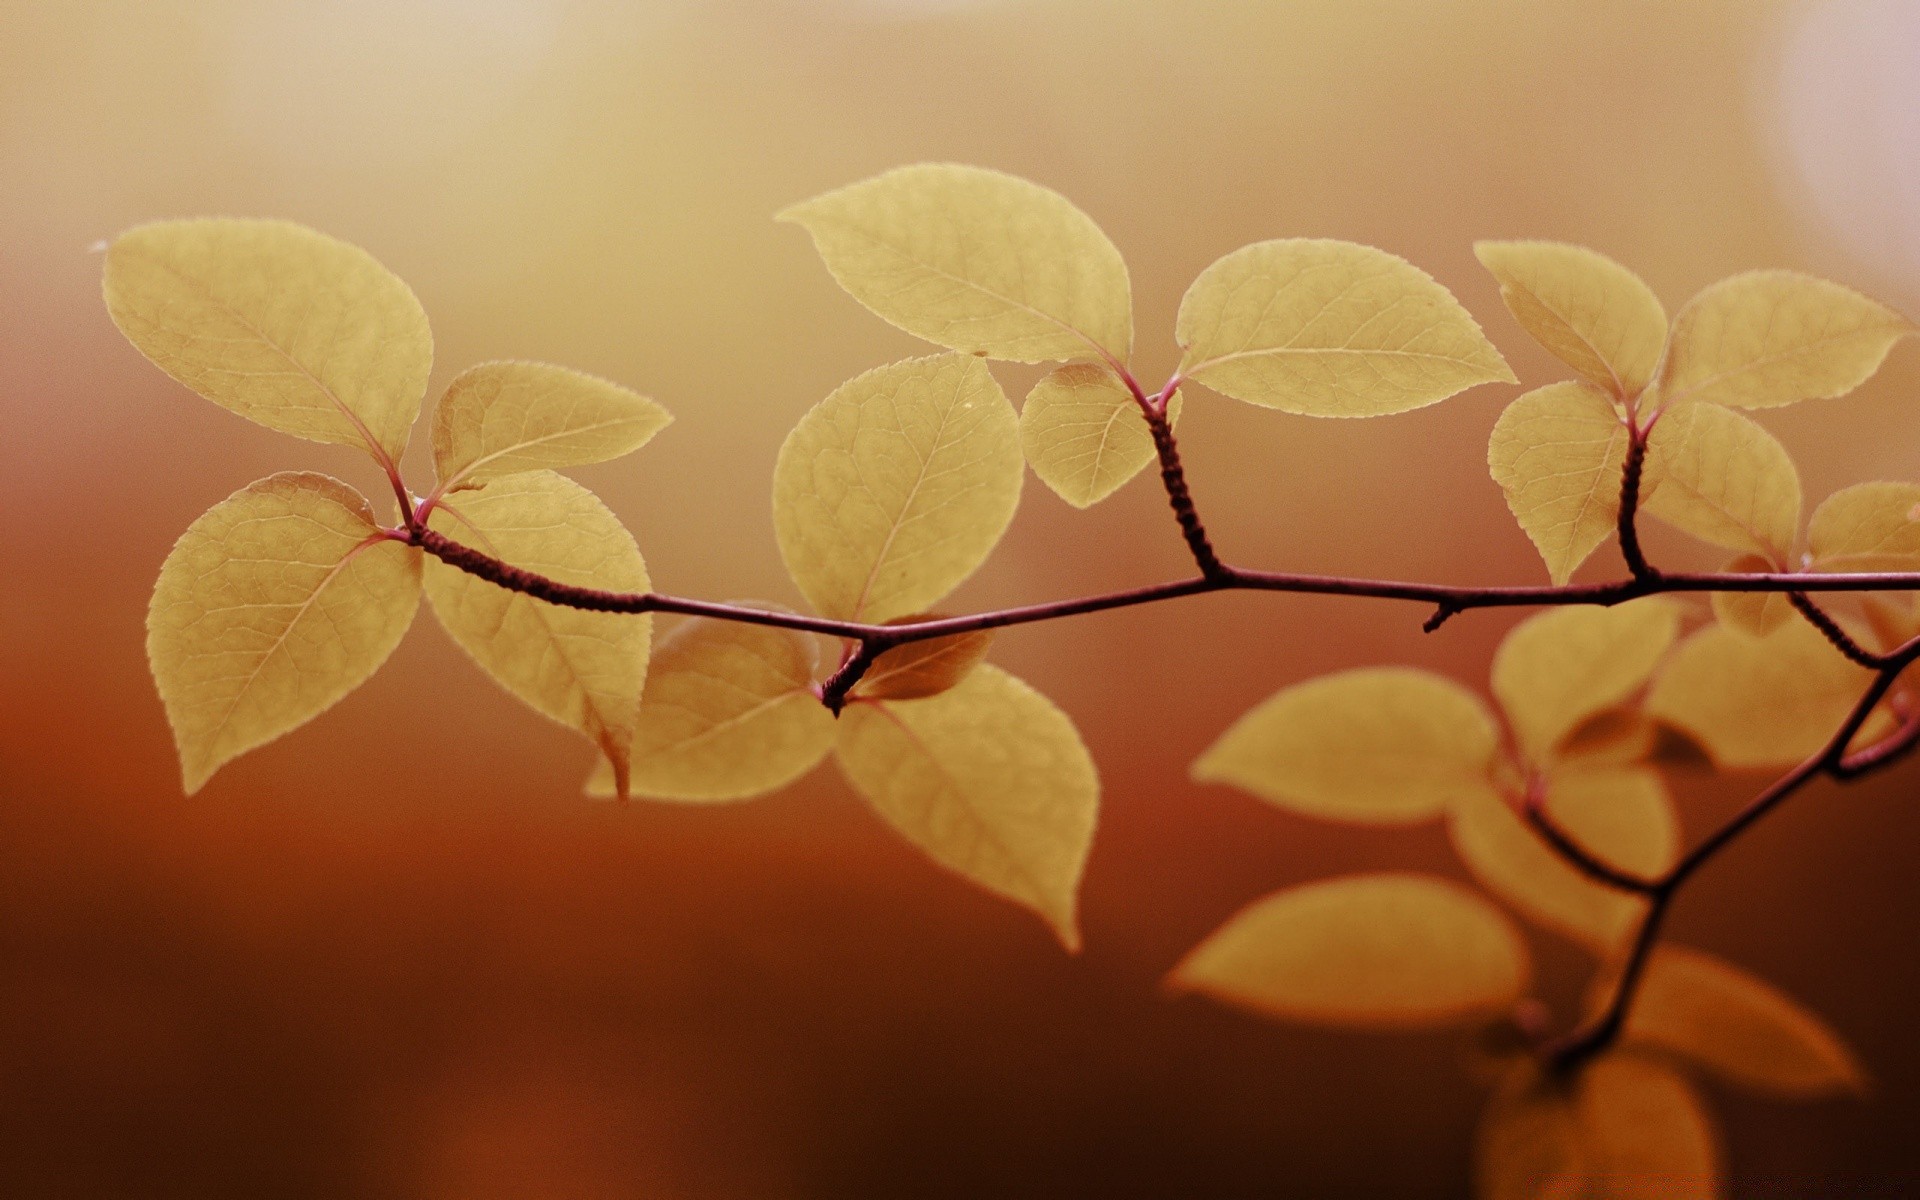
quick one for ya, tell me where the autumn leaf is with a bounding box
[1659,269,1913,410]
[148,472,420,793]
[1175,238,1514,416]
[1487,382,1631,585]
[1710,554,1795,637]
[1171,873,1530,1030]
[1019,364,1179,508]
[1192,668,1504,825]
[105,219,431,465]
[1622,946,1867,1099]
[1807,481,1920,573]
[1490,600,1680,767]
[423,471,651,795]
[432,360,671,490]
[772,353,1023,622]
[1646,618,1880,768]
[833,665,1097,949]
[851,616,994,703]
[1475,241,1668,399]
[1449,768,1676,952]
[779,163,1133,364]
[583,617,834,802]
[1644,400,1801,562]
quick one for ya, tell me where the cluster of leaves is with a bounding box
[110,163,1918,1196]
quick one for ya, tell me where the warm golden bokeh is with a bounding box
[4,0,1919,1193]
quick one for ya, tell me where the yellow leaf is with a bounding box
[852,616,994,702]
[423,471,651,794]
[1808,481,1920,572]
[1556,708,1657,769]
[1491,600,1681,767]
[1646,619,1879,768]
[431,360,671,490]
[105,220,431,465]
[1477,1055,1723,1200]
[833,665,1096,949]
[772,353,1023,622]
[778,163,1132,364]
[1175,239,1515,416]
[1487,382,1631,585]
[1018,364,1180,508]
[148,472,420,793]
[1475,241,1668,399]
[1449,768,1676,952]
[583,617,833,803]
[1170,873,1530,1030]
[1659,269,1914,410]
[1643,401,1800,561]
[1862,594,1920,653]
[1709,554,1795,637]
[1624,946,1867,1099]
[1192,668,1503,826]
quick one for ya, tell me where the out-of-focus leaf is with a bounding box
[1709,554,1795,637]
[432,360,671,489]
[1491,600,1681,767]
[1487,382,1631,585]
[1176,239,1514,415]
[1475,241,1668,398]
[852,616,993,702]
[148,472,420,793]
[772,353,1022,622]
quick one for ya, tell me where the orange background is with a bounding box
[5,1,1920,1194]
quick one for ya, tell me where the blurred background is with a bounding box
[4,0,1919,1194]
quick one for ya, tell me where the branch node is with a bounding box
[1422,603,1460,633]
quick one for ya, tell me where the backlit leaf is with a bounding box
[1644,401,1800,561]
[1491,600,1681,767]
[1659,269,1913,410]
[834,665,1097,949]
[1192,668,1503,826]
[1625,946,1867,1099]
[1487,382,1631,585]
[148,472,420,793]
[105,219,430,464]
[772,353,1022,622]
[1449,768,1676,952]
[432,360,671,490]
[1646,619,1879,768]
[1475,241,1668,398]
[1710,554,1795,637]
[583,617,833,802]
[1019,364,1180,508]
[852,616,994,702]
[778,163,1132,363]
[1171,873,1529,1030]
[1556,708,1657,769]
[1176,239,1515,416]
[1807,481,1920,572]
[1475,1065,1585,1200]
[423,471,650,795]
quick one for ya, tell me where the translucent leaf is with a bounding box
[104,220,430,464]
[772,354,1022,622]
[1477,1055,1722,1200]
[1475,241,1668,399]
[1646,619,1879,769]
[432,360,672,490]
[1192,668,1503,826]
[1862,594,1920,654]
[852,616,993,702]
[1808,481,1920,572]
[1487,382,1630,585]
[423,471,651,795]
[1624,946,1867,1099]
[1556,708,1657,769]
[1643,401,1801,561]
[778,163,1132,363]
[1175,239,1515,416]
[1170,873,1530,1030]
[1709,554,1795,637]
[1019,364,1180,508]
[1491,600,1681,767]
[583,617,833,803]
[1658,269,1913,410]
[834,665,1097,949]
[147,472,420,793]
[1449,768,1676,952]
